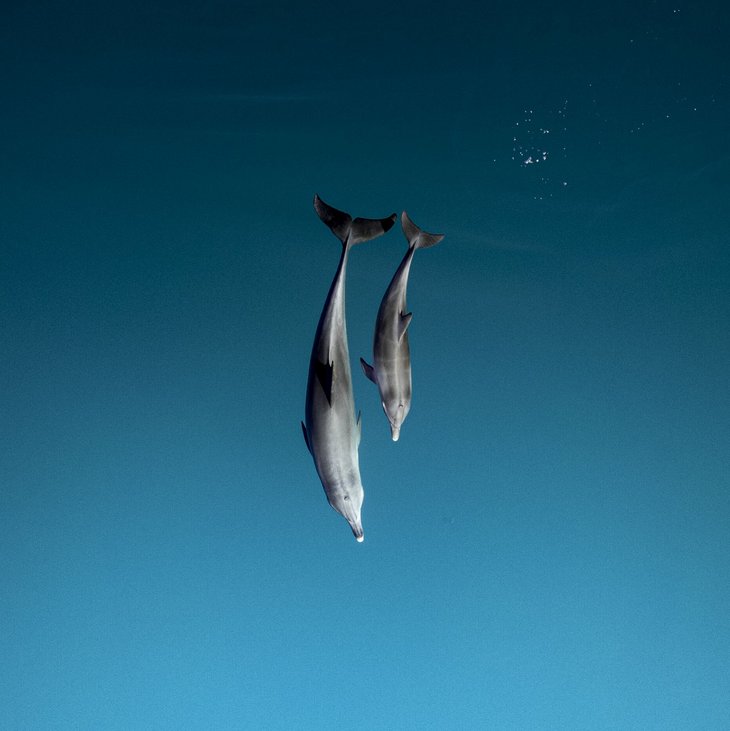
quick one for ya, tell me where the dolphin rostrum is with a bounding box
[360,211,444,441]
[302,195,396,541]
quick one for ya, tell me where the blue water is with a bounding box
[2,1,729,728]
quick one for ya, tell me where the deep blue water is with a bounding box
[2,1,729,728]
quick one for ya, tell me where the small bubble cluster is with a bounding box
[511,101,570,199]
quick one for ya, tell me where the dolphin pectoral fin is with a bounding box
[356,410,362,445]
[301,421,312,454]
[315,359,334,406]
[398,312,413,341]
[360,357,377,384]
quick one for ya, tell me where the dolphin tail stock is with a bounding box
[401,211,444,250]
[314,194,397,247]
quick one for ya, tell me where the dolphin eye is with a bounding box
[344,495,350,501]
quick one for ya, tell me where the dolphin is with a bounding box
[302,195,396,541]
[360,211,444,441]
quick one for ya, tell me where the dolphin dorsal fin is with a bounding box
[315,358,334,406]
[360,357,377,384]
[398,312,413,341]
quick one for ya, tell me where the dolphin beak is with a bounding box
[391,425,400,442]
[347,517,365,543]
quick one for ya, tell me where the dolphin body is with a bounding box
[302,195,396,541]
[360,212,444,441]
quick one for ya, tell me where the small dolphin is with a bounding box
[302,195,396,541]
[360,212,444,441]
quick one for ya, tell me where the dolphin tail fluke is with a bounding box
[349,214,398,246]
[401,211,444,250]
[314,194,396,247]
[314,195,352,242]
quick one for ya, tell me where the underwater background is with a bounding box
[2,1,729,727]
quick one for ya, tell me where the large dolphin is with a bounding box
[360,211,444,441]
[302,195,396,541]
